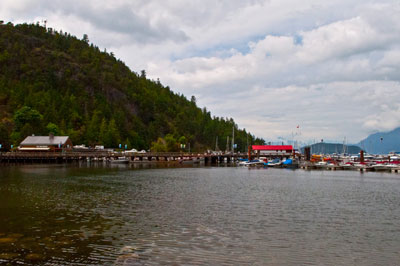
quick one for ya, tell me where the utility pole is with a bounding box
[215,136,218,151]
[226,136,229,153]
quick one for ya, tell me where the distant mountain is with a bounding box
[358,127,400,154]
[301,143,362,155]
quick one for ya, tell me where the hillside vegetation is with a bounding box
[0,22,264,151]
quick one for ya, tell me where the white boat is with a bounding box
[266,158,282,167]
[370,163,386,171]
[372,163,398,171]
[385,164,399,169]
[314,161,328,169]
[239,159,264,166]
[110,157,129,164]
[339,162,354,170]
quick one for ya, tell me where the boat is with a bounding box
[239,159,264,166]
[371,163,398,171]
[314,161,328,169]
[354,163,374,171]
[110,157,129,164]
[282,158,299,169]
[339,162,354,170]
[384,164,399,170]
[264,158,282,167]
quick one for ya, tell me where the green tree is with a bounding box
[99,118,108,145]
[82,34,89,43]
[103,119,120,148]
[86,111,101,145]
[165,134,179,152]
[178,136,187,145]
[150,137,167,152]
[46,122,59,135]
[13,106,43,131]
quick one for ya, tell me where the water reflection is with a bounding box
[1,164,400,265]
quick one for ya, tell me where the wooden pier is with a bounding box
[0,151,248,164]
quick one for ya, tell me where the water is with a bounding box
[1,163,400,265]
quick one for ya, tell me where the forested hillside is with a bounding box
[0,22,264,151]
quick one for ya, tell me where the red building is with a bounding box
[252,145,293,156]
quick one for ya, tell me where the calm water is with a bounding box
[1,163,400,265]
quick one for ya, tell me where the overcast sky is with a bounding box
[2,0,400,144]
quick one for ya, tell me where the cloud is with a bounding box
[1,0,189,44]
[1,0,400,143]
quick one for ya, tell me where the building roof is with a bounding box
[20,136,70,146]
[252,145,293,151]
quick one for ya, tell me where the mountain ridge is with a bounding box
[300,143,362,155]
[358,127,400,154]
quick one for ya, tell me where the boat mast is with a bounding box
[232,125,235,153]
[342,137,346,155]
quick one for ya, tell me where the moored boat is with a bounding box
[239,159,264,166]
[264,158,282,167]
[110,157,129,164]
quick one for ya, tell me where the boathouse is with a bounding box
[252,145,293,157]
[18,135,73,151]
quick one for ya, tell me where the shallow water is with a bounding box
[1,163,400,265]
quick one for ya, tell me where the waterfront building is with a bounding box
[18,135,73,151]
[252,145,293,157]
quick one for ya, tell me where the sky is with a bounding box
[2,0,400,145]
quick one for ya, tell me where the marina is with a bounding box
[2,149,400,174]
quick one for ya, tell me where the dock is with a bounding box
[0,151,246,164]
[300,162,400,173]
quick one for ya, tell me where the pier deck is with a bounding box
[0,151,247,164]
